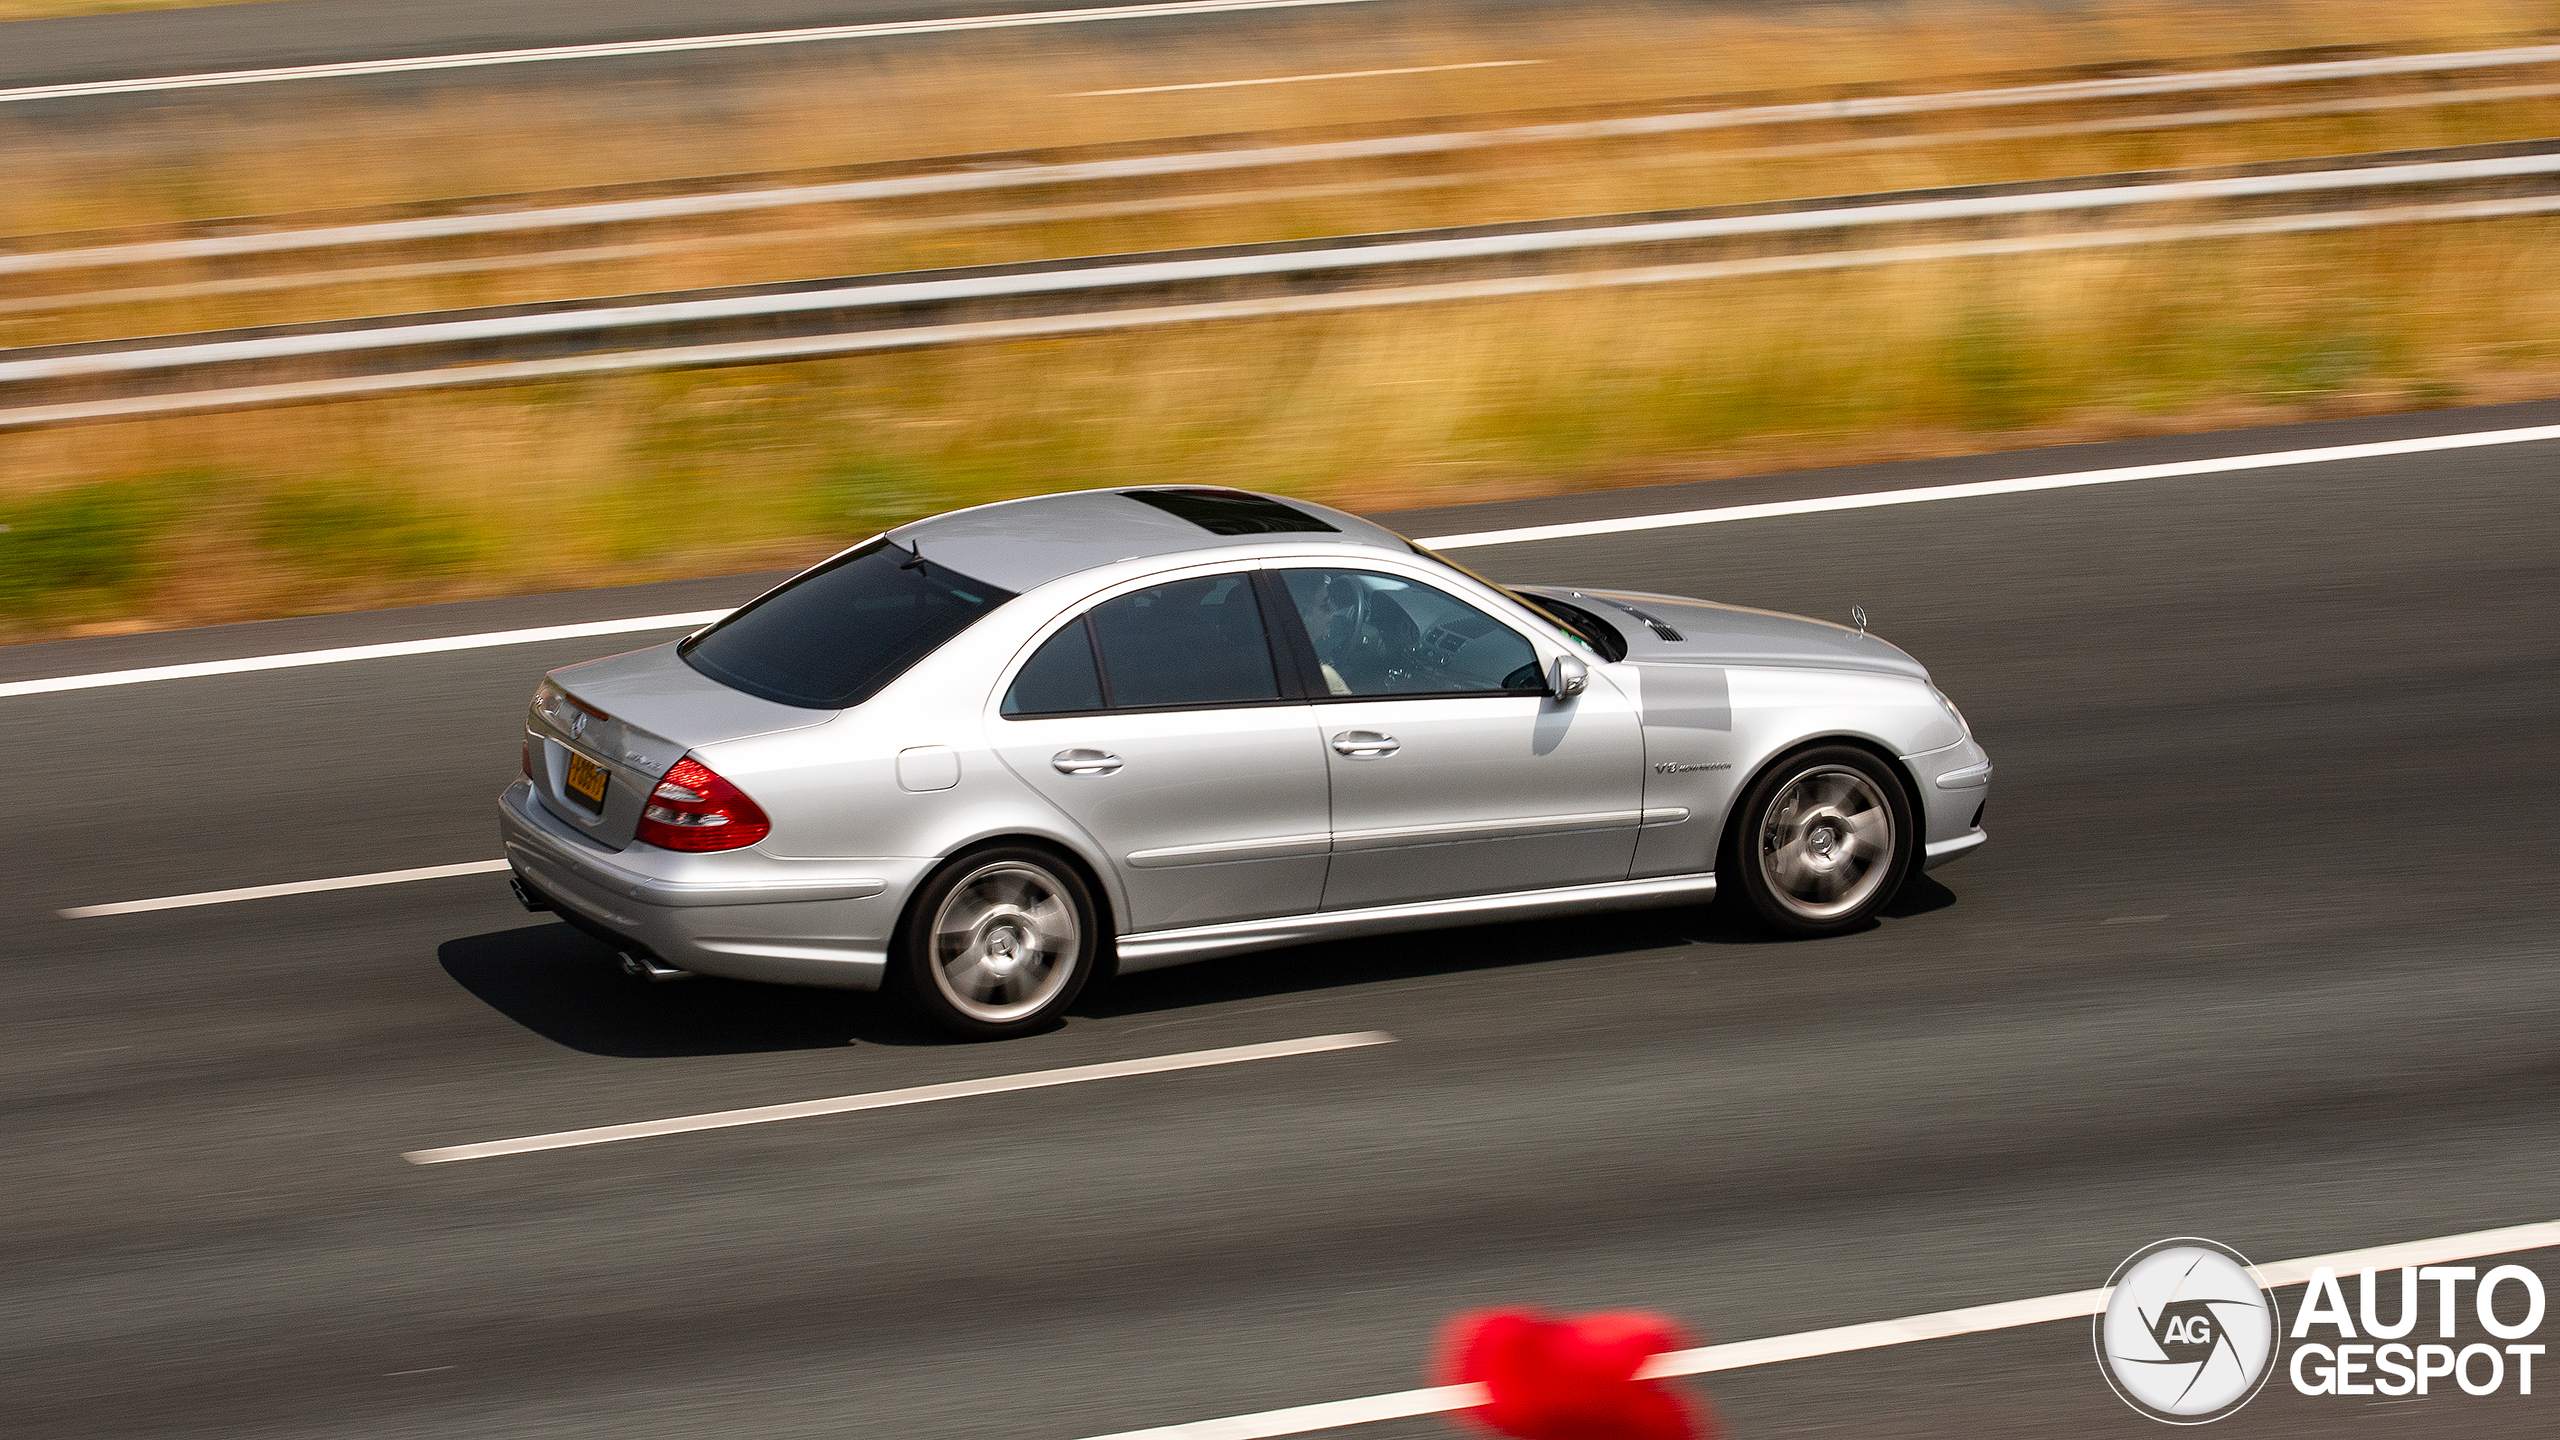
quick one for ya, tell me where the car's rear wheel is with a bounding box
[1726,745,1914,936]
[894,846,1101,1039]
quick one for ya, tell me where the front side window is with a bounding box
[1276,569,1543,697]
[1004,572,1281,715]
[1404,539,1625,661]
[681,540,1014,709]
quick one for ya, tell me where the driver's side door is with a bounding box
[1263,566,1646,911]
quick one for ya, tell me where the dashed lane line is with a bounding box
[58,859,513,918]
[401,1031,1396,1163]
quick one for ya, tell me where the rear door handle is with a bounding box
[1331,730,1399,758]
[1052,748,1123,776]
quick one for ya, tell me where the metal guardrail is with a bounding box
[7,40,2559,280]
[1,140,2555,431]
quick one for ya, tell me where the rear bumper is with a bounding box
[497,779,919,989]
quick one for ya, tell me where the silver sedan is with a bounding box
[499,487,1990,1037]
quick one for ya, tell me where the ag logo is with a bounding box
[2096,1238,2280,1424]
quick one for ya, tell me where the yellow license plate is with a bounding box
[564,751,610,809]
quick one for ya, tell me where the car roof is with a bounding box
[883,486,1415,592]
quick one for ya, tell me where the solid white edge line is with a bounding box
[58,858,511,918]
[0,608,727,699]
[1077,1218,2560,1440]
[9,421,2560,700]
[1074,60,1542,96]
[401,1031,1395,1163]
[1420,422,2560,549]
[0,0,1385,104]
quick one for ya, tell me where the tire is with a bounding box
[893,845,1103,1039]
[1723,745,1916,937]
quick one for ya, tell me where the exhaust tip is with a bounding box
[619,950,690,983]
[508,875,551,912]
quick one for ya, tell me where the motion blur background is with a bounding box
[2,0,2555,638]
[11,6,2560,1440]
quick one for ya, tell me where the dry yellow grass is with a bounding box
[8,0,2560,346]
[16,70,2560,348]
[6,211,2555,636]
[5,0,2559,635]
[8,0,2553,232]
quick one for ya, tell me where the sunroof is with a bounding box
[1123,488,1338,536]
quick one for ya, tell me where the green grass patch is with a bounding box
[0,479,181,623]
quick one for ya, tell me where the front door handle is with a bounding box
[1331,730,1400,759]
[1052,748,1123,776]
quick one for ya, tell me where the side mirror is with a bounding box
[1550,653,1589,699]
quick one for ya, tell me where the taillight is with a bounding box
[522,738,534,778]
[634,756,771,852]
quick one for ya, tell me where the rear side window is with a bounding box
[1005,573,1282,714]
[1001,624,1105,716]
[681,540,1014,709]
[1093,574,1281,708]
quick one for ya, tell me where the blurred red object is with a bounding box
[1436,1308,1717,1440]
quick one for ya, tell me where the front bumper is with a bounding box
[1905,738,1992,872]
[497,779,922,989]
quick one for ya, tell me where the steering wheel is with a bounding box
[1348,588,1425,688]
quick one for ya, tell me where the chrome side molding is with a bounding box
[1115,872,1718,972]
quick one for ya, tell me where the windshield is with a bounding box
[680,539,1015,709]
[1402,540,1628,662]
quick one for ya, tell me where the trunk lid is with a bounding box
[526,641,830,849]
[1525,587,1930,679]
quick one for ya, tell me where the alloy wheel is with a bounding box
[927,860,1083,1024]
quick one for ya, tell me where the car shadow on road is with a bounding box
[439,921,941,1056]
[443,876,1961,1049]
[1076,874,1961,1021]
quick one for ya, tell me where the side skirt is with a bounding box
[1114,872,1718,973]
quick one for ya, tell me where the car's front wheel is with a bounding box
[893,846,1102,1039]
[1725,745,1915,937]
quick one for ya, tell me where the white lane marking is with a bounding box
[402,1031,1395,1163]
[0,609,726,700]
[0,0,1386,105]
[1076,1217,2560,1440]
[1074,59,1542,95]
[17,152,2558,386]
[11,43,2558,273]
[58,859,512,918]
[8,419,2560,700]
[1421,421,2560,549]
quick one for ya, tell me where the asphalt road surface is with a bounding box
[0,0,1655,108]
[9,398,2560,1438]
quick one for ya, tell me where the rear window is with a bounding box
[680,540,1014,709]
